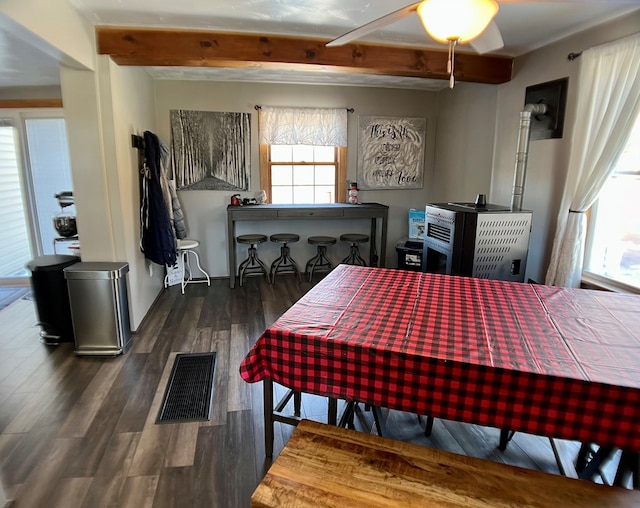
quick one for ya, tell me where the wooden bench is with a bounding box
[251,420,640,507]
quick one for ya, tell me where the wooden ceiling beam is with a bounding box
[96,27,512,85]
[0,99,63,108]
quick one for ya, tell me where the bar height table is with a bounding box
[226,203,389,288]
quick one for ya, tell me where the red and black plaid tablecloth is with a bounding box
[240,265,640,451]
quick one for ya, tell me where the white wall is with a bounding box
[99,59,162,330]
[62,57,160,331]
[490,10,640,283]
[432,82,498,203]
[154,81,439,275]
[60,66,116,259]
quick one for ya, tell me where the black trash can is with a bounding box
[396,238,424,271]
[26,254,79,345]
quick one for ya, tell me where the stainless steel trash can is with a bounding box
[64,262,131,356]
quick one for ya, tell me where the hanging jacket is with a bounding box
[140,131,177,266]
[168,179,187,240]
[156,138,187,240]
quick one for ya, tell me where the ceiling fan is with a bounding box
[326,0,506,89]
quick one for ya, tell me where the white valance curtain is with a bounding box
[258,106,348,146]
[545,33,640,287]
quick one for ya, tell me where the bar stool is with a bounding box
[269,233,301,283]
[237,234,270,286]
[165,239,211,295]
[305,236,336,281]
[340,233,369,266]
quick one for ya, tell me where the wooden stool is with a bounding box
[270,233,301,283]
[251,420,640,508]
[237,234,270,286]
[305,236,336,281]
[340,233,369,266]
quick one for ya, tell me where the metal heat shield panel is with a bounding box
[471,212,532,282]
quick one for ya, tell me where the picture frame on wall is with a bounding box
[170,109,251,191]
[357,116,426,190]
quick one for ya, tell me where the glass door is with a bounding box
[0,119,32,285]
[0,111,73,287]
[24,117,74,256]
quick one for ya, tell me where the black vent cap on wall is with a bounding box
[524,77,568,140]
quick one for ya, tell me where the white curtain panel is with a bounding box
[258,106,348,146]
[546,33,640,287]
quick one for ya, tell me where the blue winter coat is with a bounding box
[140,131,177,266]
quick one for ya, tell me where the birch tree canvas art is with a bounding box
[170,110,251,191]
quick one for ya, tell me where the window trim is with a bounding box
[584,199,640,294]
[580,271,640,294]
[259,144,347,204]
[582,164,640,295]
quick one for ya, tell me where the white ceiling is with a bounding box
[2,0,640,90]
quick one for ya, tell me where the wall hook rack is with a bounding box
[131,134,145,150]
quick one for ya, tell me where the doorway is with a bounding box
[0,110,73,289]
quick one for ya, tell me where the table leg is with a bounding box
[293,391,301,417]
[379,212,388,267]
[328,398,337,426]
[227,211,236,288]
[369,218,378,267]
[549,438,578,479]
[263,378,274,458]
[578,446,614,481]
[499,429,514,451]
[372,406,386,437]
[575,443,591,473]
[337,401,355,429]
[614,450,639,489]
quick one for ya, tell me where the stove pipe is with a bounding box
[510,103,548,211]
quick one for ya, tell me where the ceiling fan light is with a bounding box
[417,0,499,44]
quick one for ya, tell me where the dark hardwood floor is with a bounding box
[0,275,621,507]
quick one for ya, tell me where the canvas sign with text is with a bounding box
[357,116,426,190]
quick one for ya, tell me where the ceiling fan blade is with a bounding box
[469,20,504,54]
[326,2,421,47]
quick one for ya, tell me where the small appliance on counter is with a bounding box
[53,191,76,236]
[53,191,80,254]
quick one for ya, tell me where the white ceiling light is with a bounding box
[416,0,499,89]
[416,0,499,44]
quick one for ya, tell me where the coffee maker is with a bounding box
[53,192,76,237]
[53,191,80,255]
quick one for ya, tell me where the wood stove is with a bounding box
[422,202,532,282]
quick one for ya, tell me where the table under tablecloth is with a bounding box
[240,265,640,451]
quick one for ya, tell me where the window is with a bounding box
[257,106,348,204]
[259,144,346,204]
[584,112,640,291]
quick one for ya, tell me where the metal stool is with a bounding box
[165,239,211,294]
[305,236,336,281]
[237,234,270,286]
[340,233,369,266]
[269,233,301,283]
